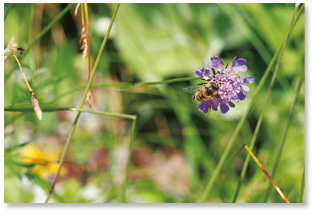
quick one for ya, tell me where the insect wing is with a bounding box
[183,86,202,94]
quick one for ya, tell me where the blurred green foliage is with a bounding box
[4,3,304,203]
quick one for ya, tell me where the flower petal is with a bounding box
[211,100,219,111]
[222,68,231,74]
[243,76,254,83]
[205,61,211,68]
[236,58,247,65]
[233,65,247,73]
[241,84,250,92]
[220,104,229,114]
[232,96,239,103]
[203,68,212,79]
[198,101,210,113]
[228,101,235,108]
[195,67,204,77]
[238,91,246,100]
[211,55,219,64]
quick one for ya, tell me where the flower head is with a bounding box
[4,37,18,61]
[193,55,254,114]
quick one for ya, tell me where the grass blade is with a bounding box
[4,104,73,112]
[74,108,136,120]
[5,104,136,120]
[121,116,137,202]
[51,77,199,102]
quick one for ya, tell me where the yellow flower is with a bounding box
[19,143,67,180]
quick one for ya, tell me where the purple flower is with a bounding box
[205,55,225,73]
[230,56,248,74]
[195,67,212,80]
[193,56,254,114]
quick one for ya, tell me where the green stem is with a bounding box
[44,3,120,203]
[92,77,200,89]
[263,68,305,203]
[121,116,137,202]
[4,104,136,120]
[74,108,136,120]
[198,4,304,203]
[51,77,199,101]
[4,104,73,112]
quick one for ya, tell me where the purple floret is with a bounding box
[195,67,212,80]
[205,55,225,73]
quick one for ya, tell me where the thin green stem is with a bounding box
[198,4,304,203]
[51,77,199,101]
[4,104,136,120]
[299,167,305,203]
[92,77,200,89]
[121,116,137,202]
[263,69,305,203]
[44,3,120,203]
[74,108,136,120]
[4,104,73,112]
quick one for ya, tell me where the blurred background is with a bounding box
[4,3,304,203]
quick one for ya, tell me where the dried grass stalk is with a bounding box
[12,54,42,120]
[30,91,43,120]
[85,90,94,108]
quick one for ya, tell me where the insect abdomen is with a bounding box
[196,91,207,101]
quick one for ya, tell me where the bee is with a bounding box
[184,82,219,101]
[184,82,219,113]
